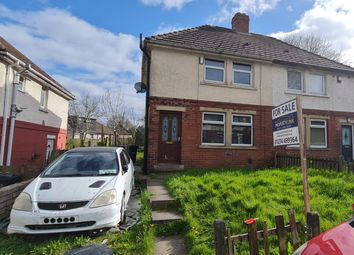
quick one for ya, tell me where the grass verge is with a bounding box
[0,190,153,255]
[166,167,354,255]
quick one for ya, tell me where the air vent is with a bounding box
[89,180,105,188]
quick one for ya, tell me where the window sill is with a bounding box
[39,107,48,113]
[285,90,329,98]
[309,147,329,151]
[201,82,256,90]
[200,145,256,150]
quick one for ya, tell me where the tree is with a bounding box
[101,89,128,146]
[282,33,343,62]
[68,93,101,146]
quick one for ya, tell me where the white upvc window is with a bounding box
[233,63,252,86]
[40,87,48,110]
[307,73,325,94]
[287,70,303,91]
[18,76,25,92]
[205,59,225,83]
[310,119,327,148]
[232,114,253,146]
[202,112,225,145]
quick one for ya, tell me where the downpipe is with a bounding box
[6,64,30,166]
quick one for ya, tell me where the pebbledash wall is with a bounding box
[0,56,71,169]
[145,46,354,170]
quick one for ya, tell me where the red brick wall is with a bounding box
[0,118,67,169]
[148,96,354,171]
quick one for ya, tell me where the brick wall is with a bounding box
[0,180,32,220]
[148,96,354,170]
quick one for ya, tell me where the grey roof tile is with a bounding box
[146,25,354,73]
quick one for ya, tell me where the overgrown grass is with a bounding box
[166,168,354,255]
[0,190,153,255]
[135,151,144,167]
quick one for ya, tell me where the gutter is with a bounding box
[0,51,75,100]
[140,34,151,175]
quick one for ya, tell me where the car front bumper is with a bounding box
[7,203,121,234]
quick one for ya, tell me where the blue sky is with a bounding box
[0,0,353,116]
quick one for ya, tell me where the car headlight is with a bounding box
[90,189,117,208]
[12,192,32,211]
[293,242,308,255]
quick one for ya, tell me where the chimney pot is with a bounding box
[232,12,249,33]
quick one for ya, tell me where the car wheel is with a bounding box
[120,195,126,224]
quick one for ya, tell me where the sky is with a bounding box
[0,0,353,117]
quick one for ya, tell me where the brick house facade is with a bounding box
[141,13,354,172]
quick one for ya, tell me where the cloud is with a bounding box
[209,0,280,24]
[140,0,192,10]
[271,0,354,66]
[155,23,187,35]
[0,5,145,116]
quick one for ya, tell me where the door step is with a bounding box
[154,163,185,172]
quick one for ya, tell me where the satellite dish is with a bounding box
[134,82,147,93]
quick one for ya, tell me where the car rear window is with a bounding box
[42,151,119,177]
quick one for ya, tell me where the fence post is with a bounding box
[262,221,270,255]
[275,215,288,255]
[244,219,259,255]
[214,220,227,255]
[306,212,320,240]
[288,209,300,250]
[338,155,344,172]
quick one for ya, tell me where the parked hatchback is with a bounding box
[294,217,354,255]
[7,147,134,234]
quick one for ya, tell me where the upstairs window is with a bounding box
[233,63,252,86]
[205,59,224,83]
[40,88,48,110]
[18,76,25,92]
[308,74,325,94]
[310,120,327,148]
[202,112,225,145]
[232,114,253,146]
[287,70,302,91]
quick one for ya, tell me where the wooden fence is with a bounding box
[275,153,354,173]
[214,210,320,255]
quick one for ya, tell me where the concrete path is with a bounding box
[154,236,187,255]
[147,175,186,255]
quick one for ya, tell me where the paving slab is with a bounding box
[152,211,182,224]
[154,236,187,255]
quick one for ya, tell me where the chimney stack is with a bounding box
[232,12,249,33]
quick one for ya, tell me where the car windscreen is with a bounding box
[42,151,119,177]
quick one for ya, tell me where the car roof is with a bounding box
[67,147,122,153]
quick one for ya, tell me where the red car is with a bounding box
[294,218,354,255]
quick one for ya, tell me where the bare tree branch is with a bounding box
[282,33,343,63]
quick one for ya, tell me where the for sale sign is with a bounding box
[272,99,299,146]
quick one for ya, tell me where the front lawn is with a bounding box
[0,190,153,255]
[166,168,354,255]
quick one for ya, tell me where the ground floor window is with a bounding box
[202,112,225,145]
[310,119,327,148]
[232,114,253,146]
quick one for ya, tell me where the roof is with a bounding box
[95,122,114,135]
[146,25,354,74]
[0,36,75,99]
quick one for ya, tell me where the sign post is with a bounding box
[296,96,311,214]
[272,97,310,215]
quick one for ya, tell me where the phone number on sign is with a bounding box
[274,136,299,145]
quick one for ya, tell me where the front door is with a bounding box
[158,112,181,163]
[342,125,353,162]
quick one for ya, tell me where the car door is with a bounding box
[122,149,133,198]
[119,152,129,200]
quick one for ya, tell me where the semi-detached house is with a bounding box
[141,13,354,172]
[0,36,74,171]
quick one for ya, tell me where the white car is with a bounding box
[7,147,134,234]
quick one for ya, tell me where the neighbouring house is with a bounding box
[0,36,75,170]
[67,116,132,146]
[141,13,354,172]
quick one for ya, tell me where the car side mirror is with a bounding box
[122,165,128,173]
